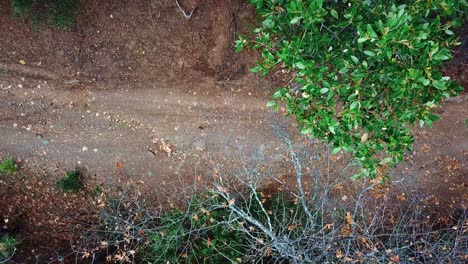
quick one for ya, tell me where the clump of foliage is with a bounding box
[0,234,20,261]
[10,0,78,29]
[143,194,248,263]
[57,170,83,192]
[236,0,466,178]
[91,184,103,197]
[0,156,16,175]
[80,185,467,263]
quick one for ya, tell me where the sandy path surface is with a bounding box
[0,76,289,185]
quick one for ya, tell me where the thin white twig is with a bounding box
[175,0,197,19]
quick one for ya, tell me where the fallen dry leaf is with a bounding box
[396,193,406,202]
[116,161,123,169]
[336,249,344,259]
[361,133,368,143]
[390,255,400,263]
[341,225,352,237]
[346,212,354,225]
[274,6,285,12]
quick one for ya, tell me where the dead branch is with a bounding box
[175,0,197,19]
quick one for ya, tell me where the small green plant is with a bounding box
[57,170,83,192]
[237,0,466,178]
[0,234,20,261]
[0,156,16,175]
[10,0,78,29]
[91,184,103,197]
[143,194,247,263]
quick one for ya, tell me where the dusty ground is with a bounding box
[0,0,467,262]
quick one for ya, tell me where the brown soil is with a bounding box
[0,0,466,262]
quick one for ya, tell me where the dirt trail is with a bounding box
[0,75,291,184]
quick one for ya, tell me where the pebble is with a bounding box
[82,146,88,152]
[192,138,205,150]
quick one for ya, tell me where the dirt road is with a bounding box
[0,74,295,184]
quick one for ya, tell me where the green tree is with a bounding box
[237,0,466,178]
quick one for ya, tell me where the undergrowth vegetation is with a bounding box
[57,170,83,192]
[236,0,466,178]
[0,157,16,176]
[10,0,78,29]
[75,134,467,263]
[0,234,20,262]
[77,180,467,263]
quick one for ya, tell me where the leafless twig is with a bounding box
[175,0,197,19]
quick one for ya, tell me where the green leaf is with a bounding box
[301,127,312,135]
[266,101,277,108]
[351,56,359,64]
[432,80,446,90]
[263,18,274,28]
[427,113,440,122]
[290,17,301,24]
[273,90,283,98]
[367,24,378,38]
[433,54,450,61]
[339,67,349,74]
[332,147,341,154]
[363,50,376,57]
[328,126,336,134]
[362,60,368,68]
[358,37,368,43]
[295,62,306,69]
[250,65,262,73]
[331,9,338,19]
[320,88,329,94]
[379,157,392,165]
[445,29,454,35]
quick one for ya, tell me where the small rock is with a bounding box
[82,146,88,152]
[192,138,205,150]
